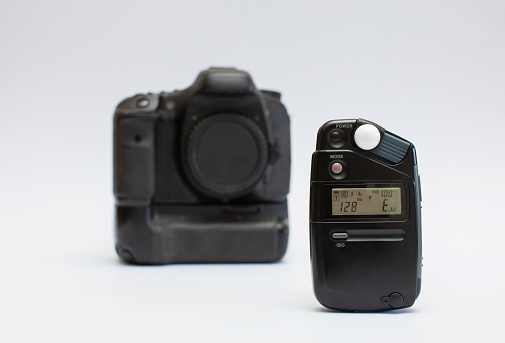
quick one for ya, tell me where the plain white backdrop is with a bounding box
[1,0,504,341]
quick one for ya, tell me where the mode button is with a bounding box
[331,162,343,174]
[328,160,347,180]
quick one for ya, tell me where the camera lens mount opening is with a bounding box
[184,113,269,199]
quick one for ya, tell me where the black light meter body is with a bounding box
[310,119,422,311]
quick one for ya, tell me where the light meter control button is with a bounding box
[354,124,381,150]
[331,162,343,174]
[327,128,346,148]
[381,292,404,308]
[331,232,348,239]
[328,160,347,180]
[330,131,342,143]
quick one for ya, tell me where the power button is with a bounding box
[327,129,346,148]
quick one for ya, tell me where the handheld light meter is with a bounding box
[310,119,422,311]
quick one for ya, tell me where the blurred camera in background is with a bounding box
[113,67,291,264]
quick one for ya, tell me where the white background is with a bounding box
[1,0,504,341]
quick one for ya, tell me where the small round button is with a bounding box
[388,293,404,308]
[328,160,347,179]
[381,292,404,308]
[331,162,343,174]
[137,98,150,108]
[330,131,342,143]
[327,129,346,148]
[354,124,381,150]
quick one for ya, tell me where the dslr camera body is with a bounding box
[113,68,290,264]
[310,119,422,311]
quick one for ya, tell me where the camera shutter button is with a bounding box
[136,98,150,108]
[354,124,381,150]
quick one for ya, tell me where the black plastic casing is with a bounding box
[310,119,422,311]
[113,68,290,264]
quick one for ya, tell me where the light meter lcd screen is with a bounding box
[331,187,402,216]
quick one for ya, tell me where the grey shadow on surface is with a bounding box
[314,306,418,314]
